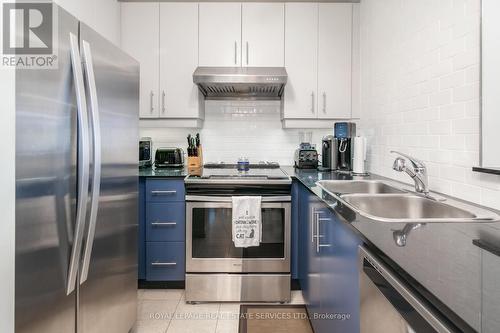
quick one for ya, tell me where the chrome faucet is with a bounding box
[391,151,429,195]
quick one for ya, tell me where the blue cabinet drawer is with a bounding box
[146,202,185,242]
[146,242,185,281]
[145,179,185,202]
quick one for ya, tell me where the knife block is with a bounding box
[187,145,203,170]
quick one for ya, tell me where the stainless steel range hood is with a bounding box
[193,67,287,100]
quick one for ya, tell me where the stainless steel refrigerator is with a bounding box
[15,5,139,333]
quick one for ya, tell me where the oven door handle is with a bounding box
[186,195,291,202]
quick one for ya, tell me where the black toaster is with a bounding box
[154,148,184,168]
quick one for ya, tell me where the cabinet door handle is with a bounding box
[234,41,238,65]
[311,92,315,114]
[151,222,177,226]
[151,190,177,196]
[246,41,249,65]
[150,91,154,113]
[162,90,166,114]
[151,262,177,267]
[322,92,326,113]
[315,212,331,253]
[311,211,319,243]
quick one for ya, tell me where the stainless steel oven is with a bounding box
[186,196,291,273]
[184,165,292,302]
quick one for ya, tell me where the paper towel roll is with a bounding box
[352,136,367,174]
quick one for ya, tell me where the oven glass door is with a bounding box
[186,201,291,273]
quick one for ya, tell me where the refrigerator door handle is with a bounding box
[67,32,91,295]
[79,39,102,285]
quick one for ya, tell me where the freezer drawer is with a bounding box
[147,242,186,281]
[146,202,185,242]
[146,179,185,202]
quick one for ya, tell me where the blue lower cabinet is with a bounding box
[145,179,185,202]
[318,207,362,333]
[298,182,362,333]
[146,202,185,242]
[140,178,187,282]
[138,178,146,280]
[146,242,185,281]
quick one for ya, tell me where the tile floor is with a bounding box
[132,289,306,333]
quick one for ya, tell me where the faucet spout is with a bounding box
[391,151,429,195]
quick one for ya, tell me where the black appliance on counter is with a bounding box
[334,122,356,171]
[294,143,319,169]
[321,135,338,170]
[139,137,153,168]
[154,147,184,168]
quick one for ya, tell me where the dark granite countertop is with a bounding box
[282,166,500,332]
[138,164,500,330]
[473,166,500,176]
[139,166,188,178]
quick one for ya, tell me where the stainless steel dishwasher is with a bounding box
[359,246,455,333]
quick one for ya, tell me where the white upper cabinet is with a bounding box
[121,3,160,118]
[159,3,199,119]
[318,3,352,119]
[284,3,318,119]
[241,3,285,67]
[282,3,353,123]
[199,3,242,67]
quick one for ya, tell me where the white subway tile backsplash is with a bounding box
[440,165,466,182]
[452,83,479,102]
[140,103,331,166]
[440,135,466,150]
[429,120,453,135]
[452,117,479,134]
[430,90,452,106]
[440,103,465,119]
[440,71,465,90]
[453,49,477,70]
[360,0,500,210]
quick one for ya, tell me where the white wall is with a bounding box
[358,0,500,210]
[55,0,121,45]
[481,0,500,167]
[0,1,16,331]
[140,101,332,165]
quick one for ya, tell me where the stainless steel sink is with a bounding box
[316,179,500,223]
[341,194,477,222]
[316,180,405,195]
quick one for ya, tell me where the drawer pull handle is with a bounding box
[151,262,177,267]
[151,190,177,196]
[151,222,177,226]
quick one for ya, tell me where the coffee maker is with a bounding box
[334,122,356,171]
[321,135,337,170]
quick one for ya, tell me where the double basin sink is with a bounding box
[316,180,500,223]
